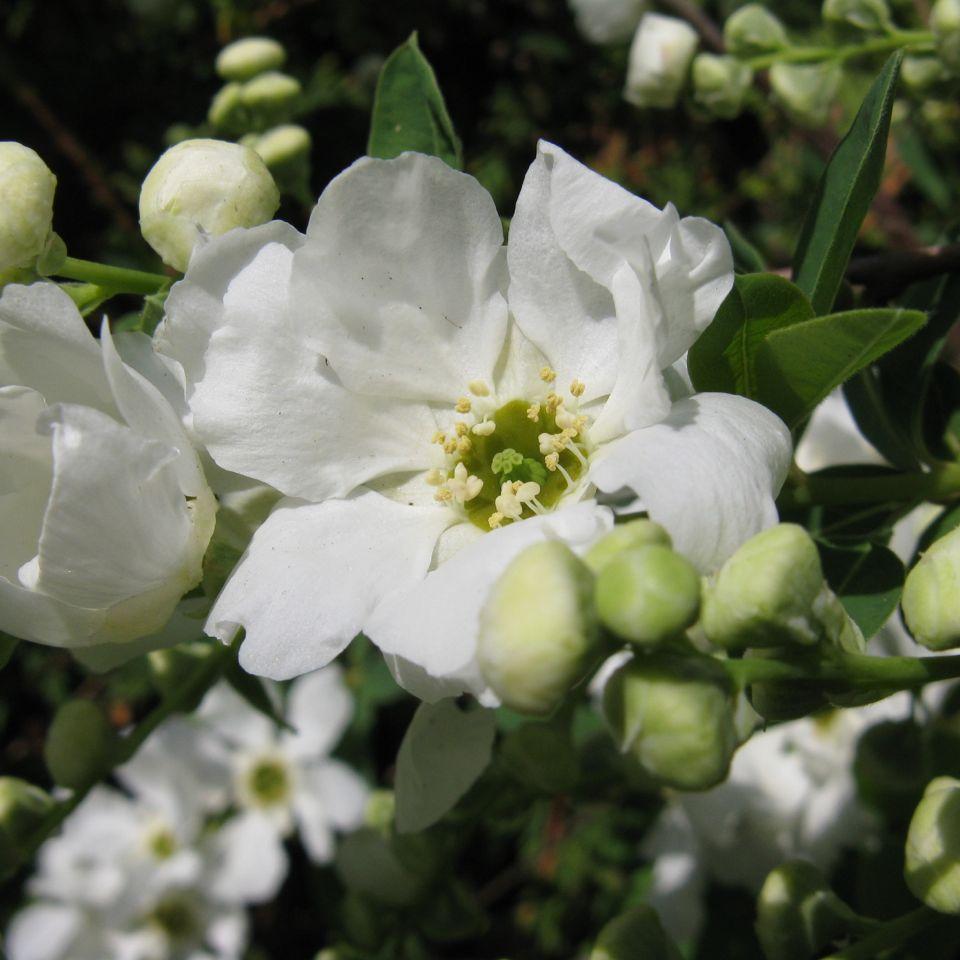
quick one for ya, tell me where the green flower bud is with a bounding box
[602,654,738,790]
[0,778,53,878]
[624,14,699,109]
[905,776,960,913]
[477,541,598,715]
[240,71,302,111]
[723,4,789,58]
[596,544,701,647]
[139,139,279,272]
[822,0,892,33]
[692,53,754,119]
[207,82,246,132]
[756,861,863,960]
[0,142,57,273]
[901,55,950,92]
[701,524,825,651]
[590,905,683,960]
[215,36,286,81]
[253,124,312,169]
[364,789,396,835]
[932,0,960,73]
[902,526,960,651]
[769,62,842,127]
[44,699,117,790]
[584,519,671,574]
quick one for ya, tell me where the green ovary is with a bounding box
[458,399,584,530]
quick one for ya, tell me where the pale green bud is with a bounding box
[477,541,598,715]
[769,62,842,127]
[215,36,286,81]
[822,0,892,33]
[584,519,671,574]
[139,139,279,272]
[595,544,701,646]
[701,524,825,651]
[207,82,245,131]
[0,778,53,878]
[364,789,396,835]
[624,14,699,109]
[932,0,960,73]
[253,124,312,169]
[692,54,754,119]
[901,55,950,92]
[723,5,789,58]
[0,142,57,273]
[240,71,302,111]
[756,861,862,960]
[902,525,960,651]
[590,905,683,960]
[44,700,117,790]
[603,654,738,790]
[904,776,960,913]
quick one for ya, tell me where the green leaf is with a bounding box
[723,220,766,273]
[754,307,926,428]
[819,541,904,639]
[0,633,17,671]
[368,32,462,169]
[688,273,814,396]
[792,52,903,315]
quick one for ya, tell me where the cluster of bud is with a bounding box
[901,524,960,651]
[904,776,960,913]
[0,142,58,278]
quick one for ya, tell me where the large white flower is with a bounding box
[0,282,215,662]
[157,141,790,696]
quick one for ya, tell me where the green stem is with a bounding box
[822,906,938,959]
[56,257,172,295]
[780,463,960,509]
[748,30,933,70]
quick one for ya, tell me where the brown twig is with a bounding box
[846,241,960,292]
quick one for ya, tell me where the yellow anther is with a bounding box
[434,488,454,503]
[455,397,472,414]
[570,378,586,398]
[425,468,445,486]
[431,430,446,445]
[472,420,496,437]
[511,481,523,493]
[561,427,578,441]
[526,403,541,421]
[539,366,557,383]
[488,512,504,529]
[454,422,469,437]
[457,436,473,455]
[468,379,490,397]
[545,453,559,472]
[443,438,458,455]
[448,463,484,503]
[545,392,563,414]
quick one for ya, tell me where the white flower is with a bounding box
[568,0,647,45]
[157,141,790,697]
[624,14,699,109]
[0,283,216,663]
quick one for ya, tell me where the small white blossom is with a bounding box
[624,14,699,109]
[568,0,647,44]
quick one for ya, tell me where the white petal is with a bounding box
[291,153,508,403]
[0,282,113,412]
[365,501,614,680]
[283,664,354,759]
[570,0,646,44]
[384,652,491,703]
[6,904,83,960]
[591,393,791,571]
[206,810,288,904]
[197,680,278,751]
[211,493,453,680]
[794,388,884,473]
[292,761,367,862]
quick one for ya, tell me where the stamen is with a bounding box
[455,397,472,414]
[434,487,454,503]
[488,512,504,529]
[545,392,563,414]
[454,422,469,437]
[472,420,496,436]
[539,366,557,383]
[431,430,446,445]
[425,468,445,486]
[526,403,541,421]
[443,438,458,455]
[544,453,559,471]
[566,442,589,468]
[447,463,483,503]
[456,436,472,455]
[468,380,490,397]
[570,378,586,398]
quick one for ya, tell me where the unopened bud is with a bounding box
[215,36,286,81]
[769,62,841,127]
[624,14,699,109]
[590,904,683,960]
[584,519,670,573]
[901,55,950,92]
[139,139,279,272]
[822,0,892,33]
[364,790,396,835]
[701,524,825,651]
[723,5,789,57]
[477,541,598,715]
[0,778,53,878]
[240,71,302,113]
[0,142,57,273]
[756,861,862,960]
[602,654,737,790]
[569,0,648,45]
[902,525,960,651]
[596,544,701,646]
[905,776,960,913]
[44,700,117,790]
[692,54,753,119]
[207,82,246,132]
[932,0,960,73]
[253,124,312,169]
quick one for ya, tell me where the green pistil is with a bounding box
[458,398,583,531]
[148,828,177,860]
[248,758,290,806]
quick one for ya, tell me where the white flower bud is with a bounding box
[901,55,950,92]
[769,62,842,126]
[590,905,683,960]
[624,14,699,109]
[139,139,280,271]
[477,540,599,716]
[902,525,960,651]
[595,544,701,646]
[723,4,789,57]
[905,776,960,913]
[932,0,960,73]
[0,142,57,273]
[253,124,312,169]
[215,36,286,81]
[207,82,245,130]
[239,71,302,111]
[822,0,892,33]
[692,53,754,119]
[584,518,671,573]
[44,699,116,790]
[568,0,648,45]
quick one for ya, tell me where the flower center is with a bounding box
[247,757,291,807]
[149,894,200,941]
[428,370,593,531]
[145,824,177,860]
